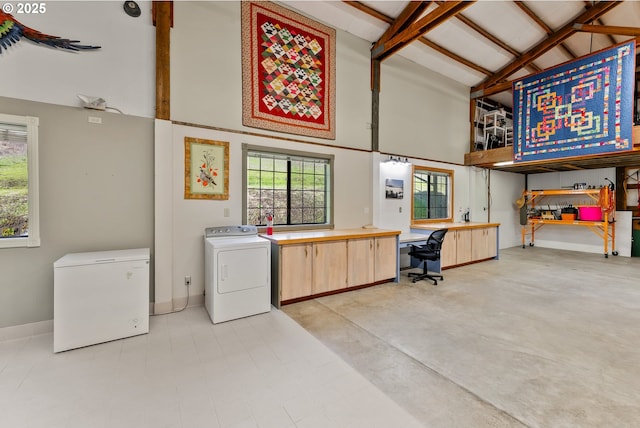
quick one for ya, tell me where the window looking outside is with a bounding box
[0,113,40,248]
[412,165,453,222]
[243,145,333,230]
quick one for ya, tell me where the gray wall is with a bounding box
[0,97,154,328]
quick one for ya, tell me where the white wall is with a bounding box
[2,1,529,328]
[373,153,473,232]
[170,1,373,150]
[379,55,470,164]
[0,1,155,118]
[154,122,374,310]
[0,97,154,329]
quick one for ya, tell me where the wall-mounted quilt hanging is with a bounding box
[0,11,100,53]
[513,40,635,163]
[241,2,336,140]
[184,137,229,200]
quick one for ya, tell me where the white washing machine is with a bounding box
[204,225,271,324]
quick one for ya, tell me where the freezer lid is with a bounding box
[54,248,150,268]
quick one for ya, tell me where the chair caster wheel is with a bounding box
[605,253,608,258]
[529,243,534,247]
[612,251,619,256]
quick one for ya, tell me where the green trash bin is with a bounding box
[632,221,640,257]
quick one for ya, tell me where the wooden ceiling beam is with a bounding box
[573,24,640,37]
[377,1,431,46]
[372,1,474,61]
[470,80,512,99]
[473,1,622,93]
[345,1,490,78]
[438,1,540,74]
[583,1,617,45]
[513,1,578,60]
[418,38,492,76]
[342,1,390,23]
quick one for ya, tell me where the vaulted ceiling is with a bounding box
[283,1,640,173]
[284,1,639,108]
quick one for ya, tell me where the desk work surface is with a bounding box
[411,222,500,231]
[260,228,401,245]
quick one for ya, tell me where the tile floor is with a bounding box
[0,307,422,428]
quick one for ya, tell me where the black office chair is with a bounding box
[408,229,448,285]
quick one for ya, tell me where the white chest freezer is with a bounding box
[53,248,150,353]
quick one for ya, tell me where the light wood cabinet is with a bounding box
[313,240,348,294]
[266,229,400,306]
[471,227,497,260]
[442,229,472,267]
[280,243,312,301]
[347,238,374,287]
[374,236,397,281]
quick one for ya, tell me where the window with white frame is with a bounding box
[0,113,40,248]
[412,165,453,223]
[243,144,333,230]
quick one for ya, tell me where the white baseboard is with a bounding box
[152,294,204,315]
[2,297,206,342]
[0,319,53,342]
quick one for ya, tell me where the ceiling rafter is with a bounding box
[436,1,540,74]
[343,1,491,77]
[371,1,474,61]
[573,24,640,37]
[376,1,431,46]
[583,0,618,45]
[417,38,492,76]
[472,0,622,95]
[513,1,579,61]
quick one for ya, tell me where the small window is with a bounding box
[243,144,334,230]
[412,165,453,223]
[0,114,40,248]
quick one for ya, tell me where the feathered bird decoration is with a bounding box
[0,11,100,53]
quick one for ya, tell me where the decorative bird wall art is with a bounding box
[0,11,100,54]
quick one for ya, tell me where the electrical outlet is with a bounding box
[185,276,191,287]
[88,116,102,124]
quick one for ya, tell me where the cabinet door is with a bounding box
[456,229,473,264]
[313,241,348,294]
[347,238,374,287]
[280,244,313,301]
[471,227,498,261]
[440,232,457,268]
[471,228,488,260]
[485,227,497,258]
[374,236,397,281]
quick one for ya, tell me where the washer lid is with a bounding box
[54,248,150,268]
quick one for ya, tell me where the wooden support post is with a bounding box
[155,1,171,120]
[371,59,381,152]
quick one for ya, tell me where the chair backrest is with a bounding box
[425,229,448,252]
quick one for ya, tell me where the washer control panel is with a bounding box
[205,225,259,238]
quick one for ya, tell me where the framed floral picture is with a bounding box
[184,137,229,200]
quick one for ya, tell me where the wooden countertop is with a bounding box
[260,228,401,245]
[411,222,500,231]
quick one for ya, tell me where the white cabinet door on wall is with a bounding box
[347,238,374,287]
[280,243,313,301]
[374,236,397,281]
[313,240,348,294]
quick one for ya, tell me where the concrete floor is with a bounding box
[283,246,640,428]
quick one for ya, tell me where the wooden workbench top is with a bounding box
[260,228,401,245]
[411,222,500,231]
